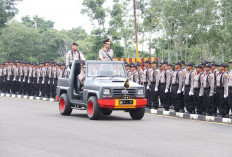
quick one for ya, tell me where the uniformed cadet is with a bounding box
[51,63,60,98]
[39,62,45,97]
[143,60,152,108]
[183,63,194,113]
[23,62,29,95]
[66,43,86,66]
[125,63,132,80]
[190,65,204,114]
[28,63,34,96]
[167,64,173,109]
[149,61,160,109]
[200,64,215,116]
[44,61,51,98]
[170,62,183,112]
[135,62,144,85]
[179,60,187,112]
[18,62,25,95]
[99,39,114,61]
[211,62,219,114]
[130,63,139,84]
[0,63,4,93]
[32,63,40,97]
[61,63,70,78]
[49,62,56,98]
[159,61,171,111]
[228,60,232,117]
[216,63,229,118]
[79,64,86,87]
[12,61,20,94]
[2,62,8,93]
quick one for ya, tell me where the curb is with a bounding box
[0,93,57,102]
[145,109,232,125]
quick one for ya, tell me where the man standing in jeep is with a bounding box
[99,39,115,61]
[66,43,86,66]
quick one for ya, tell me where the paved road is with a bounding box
[0,97,231,157]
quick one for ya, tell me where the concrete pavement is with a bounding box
[0,97,231,157]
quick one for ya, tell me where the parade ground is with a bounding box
[0,96,231,157]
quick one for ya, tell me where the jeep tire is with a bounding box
[59,93,72,115]
[87,96,102,120]
[129,107,145,120]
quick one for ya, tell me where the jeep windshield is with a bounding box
[87,62,126,78]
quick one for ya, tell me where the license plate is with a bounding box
[119,100,133,105]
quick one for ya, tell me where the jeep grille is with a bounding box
[113,89,136,96]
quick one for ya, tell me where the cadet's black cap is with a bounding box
[151,61,158,64]
[34,63,38,66]
[161,61,168,65]
[168,64,173,67]
[144,60,151,64]
[206,64,212,68]
[40,62,44,65]
[135,62,141,66]
[103,39,111,44]
[211,62,218,66]
[218,63,225,68]
[125,63,130,67]
[224,64,228,68]
[159,64,162,68]
[72,43,78,46]
[201,60,208,66]
[62,63,65,66]
[180,60,185,65]
[187,62,194,67]
[196,65,202,69]
[228,60,232,64]
[175,62,182,66]
[50,61,55,64]
[130,63,137,68]
[124,61,128,65]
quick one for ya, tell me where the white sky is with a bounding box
[14,0,94,33]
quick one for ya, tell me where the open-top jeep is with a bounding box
[56,60,147,120]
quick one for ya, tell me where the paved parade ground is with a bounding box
[0,97,232,157]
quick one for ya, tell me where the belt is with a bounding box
[151,82,156,84]
[185,84,190,87]
[160,83,166,85]
[216,86,224,90]
[204,87,210,90]
[172,84,178,86]
[194,88,200,90]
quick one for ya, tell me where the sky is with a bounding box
[14,0,94,33]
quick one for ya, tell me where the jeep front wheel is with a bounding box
[129,107,145,120]
[59,93,72,115]
[87,96,102,120]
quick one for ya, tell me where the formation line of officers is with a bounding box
[0,61,69,98]
[125,60,232,118]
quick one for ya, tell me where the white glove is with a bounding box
[224,94,228,98]
[182,87,184,92]
[146,86,149,90]
[209,93,214,97]
[199,94,203,96]
[155,87,158,92]
[13,78,16,81]
[42,81,44,84]
[28,80,30,83]
[165,89,168,93]
[189,91,193,96]
[177,90,181,94]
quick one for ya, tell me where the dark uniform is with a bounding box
[143,60,152,108]
[183,63,194,113]
[0,63,4,93]
[159,61,171,111]
[215,63,229,117]
[228,61,232,117]
[170,62,183,112]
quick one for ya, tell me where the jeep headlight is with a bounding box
[138,89,144,95]
[103,89,111,95]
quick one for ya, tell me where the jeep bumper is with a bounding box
[98,99,147,109]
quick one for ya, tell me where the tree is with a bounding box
[0,0,21,29]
